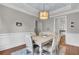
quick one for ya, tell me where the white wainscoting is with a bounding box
[66,33,79,47]
[0,32,31,51]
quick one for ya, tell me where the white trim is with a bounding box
[1,4,39,17]
[50,4,72,15]
[50,8,79,17]
[1,3,79,18]
[1,3,72,18]
[50,4,79,17]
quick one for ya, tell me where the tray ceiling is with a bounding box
[1,3,74,17]
[27,3,68,11]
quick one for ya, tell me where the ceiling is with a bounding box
[1,3,74,17]
[26,3,69,11]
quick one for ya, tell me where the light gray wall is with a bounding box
[41,17,54,32]
[66,33,79,46]
[66,13,79,46]
[37,12,79,33]
[2,4,79,33]
[67,12,79,33]
[0,5,38,33]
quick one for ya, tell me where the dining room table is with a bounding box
[32,35,53,55]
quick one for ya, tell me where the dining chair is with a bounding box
[24,33,33,55]
[42,40,53,55]
[42,38,57,55]
[24,33,39,55]
[42,33,62,55]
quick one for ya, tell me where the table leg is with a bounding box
[50,49,53,55]
[39,44,42,55]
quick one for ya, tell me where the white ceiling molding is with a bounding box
[1,3,79,18]
[23,3,39,12]
[50,4,79,17]
[1,3,39,17]
[50,8,79,17]
[1,3,69,18]
[50,4,72,16]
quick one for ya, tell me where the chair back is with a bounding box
[24,33,33,55]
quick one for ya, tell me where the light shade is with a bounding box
[39,11,48,20]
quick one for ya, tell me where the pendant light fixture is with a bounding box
[39,3,49,20]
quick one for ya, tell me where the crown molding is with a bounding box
[50,4,79,17]
[52,8,79,17]
[50,4,72,17]
[1,3,39,17]
[1,4,79,18]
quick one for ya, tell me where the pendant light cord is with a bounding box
[43,3,45,11]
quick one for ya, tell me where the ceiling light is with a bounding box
[39,11,48,20]
[39,4,49,20]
